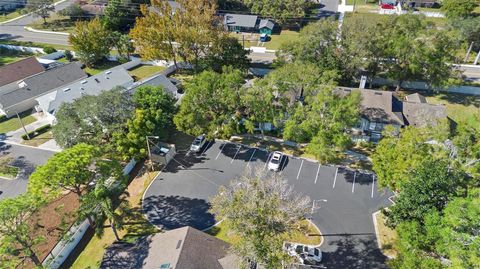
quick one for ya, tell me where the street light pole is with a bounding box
[16,111,30,140]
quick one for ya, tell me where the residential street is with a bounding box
[0,0,73,45]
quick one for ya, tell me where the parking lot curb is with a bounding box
[305,218,324,248]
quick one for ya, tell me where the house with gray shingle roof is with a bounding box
[223,13,275,34]
[0,63,87,117]
[35,67,134,122]
[100,226,241,269]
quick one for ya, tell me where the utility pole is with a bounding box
[16,111,30,140]
[146,135,159,172]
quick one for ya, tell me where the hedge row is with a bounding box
[22,124,52,140]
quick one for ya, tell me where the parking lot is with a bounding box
[143,141,392,269]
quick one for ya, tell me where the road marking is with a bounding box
[201,141,212,155]
[215,143,226,160]
[352,171,356,193]
[231,145,241,163]
[371,174,375,198]
[264,152,272,170]
[247,148,256,166]
[332,167,338,189]
[314,164,321,184]
[296,159,304,180]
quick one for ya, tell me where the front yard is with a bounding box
[0,8,24,23]
[0,112,37,134]
[231,30,299,50]
[424,92,480,127]
[28,13,76,33]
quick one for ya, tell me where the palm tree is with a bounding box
[78,181,129,241]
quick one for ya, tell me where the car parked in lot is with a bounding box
[190,134,207,153]
[284,242,322,265]
[268,151,283,171]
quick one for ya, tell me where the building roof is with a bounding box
[402,101,447,127]
[337,87,405,125]
[0,63,86,110]
[129,73,181,100]
[405,93,427,103]
[259,19,274,30]
[40,68,134,113]
[0,57,45,87]
[100,226,239,269]
[224,14,258,28]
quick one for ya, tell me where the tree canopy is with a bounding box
[210,168,310,268]
[115,85,177,160]
[239,0,313,23]
[173,68,244,139]
[69,17,112,67]
[52,87,133,151]
[26,0,54,24]
[0,195,44,267]
[103,0,139,31]
[441,0,478,19]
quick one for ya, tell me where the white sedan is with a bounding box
[267,151,283,171]
[285,242,322,265]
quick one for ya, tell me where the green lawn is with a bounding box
[127,65,166,81]
[425,92,480,127]
[0,113,37,134]
[207,219,322,246]
[231,30,299,50]
[28,14,76,33]
[0,55,27,66]
[84,61,121,75]
[0,39,72,51]
[71,170,159,269]
[0,8,25,23]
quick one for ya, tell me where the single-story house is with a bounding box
[224,13,275,34]
[336,88,447,143]
[128,73,183,101]
[100,226,241,269]
[0,57,46,93]
[35,67,134,122]
[0,63,87,117]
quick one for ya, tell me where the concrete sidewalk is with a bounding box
[6,114,52,143]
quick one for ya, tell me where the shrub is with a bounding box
[65,50,73,62]
[21,124,51,140]
[43,46,57,54]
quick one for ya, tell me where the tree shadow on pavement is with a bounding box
[143,195,216,231]
[321,234,388,269]
[100,236,153,269]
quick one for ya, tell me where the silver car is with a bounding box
[190,134,206,153]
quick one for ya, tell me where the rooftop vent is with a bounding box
[62,88,71,92]
[176,240,182,249]
[81,80,87,84]
[105,70,112,75]
[374,92,383,96]
[94,78,100,83]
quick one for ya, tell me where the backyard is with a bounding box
[127,65,166,81]
[424,92,480,127]
[231,30,299,50]
[84,61,121,75]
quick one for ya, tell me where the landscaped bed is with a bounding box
[206,219,322,246]
[374,211,398,258]
[0,156,18,179]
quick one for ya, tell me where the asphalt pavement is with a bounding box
[0,0,73,45]
[143,141,392,269]
[0,143,55,200]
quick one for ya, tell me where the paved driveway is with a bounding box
[143,141,392,269]
[0,143,55,200]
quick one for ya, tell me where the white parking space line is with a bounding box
[215,143,226,160]
[264,152,272,170]
[371,174,375,198]
[314,164,321,184]
[247,148,256,167]
[231,145,241,163]
[332,167,338,188]
[352,171,356,193]
[296,159,304,180]
[201,141,212,155]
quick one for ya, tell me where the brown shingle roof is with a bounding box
[0,57,45,87]
[402,102,447,127]
[100,226,239,269]
[405,93,427,104]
